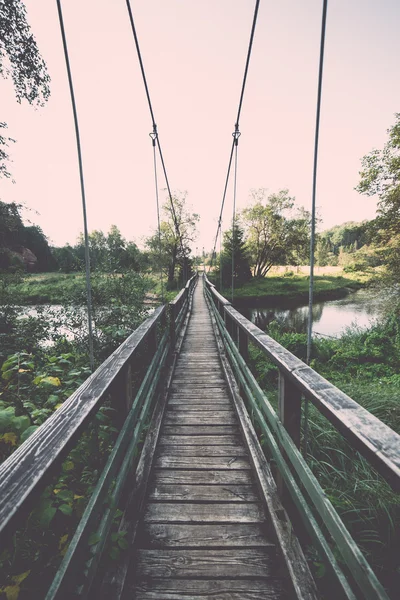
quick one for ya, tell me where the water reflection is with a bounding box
[240,289,386,337]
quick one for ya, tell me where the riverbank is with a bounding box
[221,270,374,307]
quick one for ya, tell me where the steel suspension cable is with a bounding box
[150,130,164,303]
[304,0,329,459]
[231,130,240,302]
[56,0,95,372]
[209,0,260,274]
[307,0,328,365]
[125,0,187,280]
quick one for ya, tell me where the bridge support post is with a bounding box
[277,372,302,502]
[278,372,302,449]
[169,303,176,351]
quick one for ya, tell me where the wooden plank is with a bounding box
[154,456,250,470]
[168,393,229,399]
[156,445,247,457]
[164,413,237,426]
[144,502,265,523]
[158,435,242,446]
[148,483,257,502]
[134,548,275,578]
[166,404,234,413]
[133,579,285,600]
[168,399,231,407]
[152,470,254,485]
[162,425,239,436]
[140,522,272,547]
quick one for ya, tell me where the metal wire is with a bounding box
[231,130,240,303]
[56,0,95,372]
[150,130,165,303]
[305,0,329,459]
[307,0,328,365]
[125,0,186,280]
[209,0,260,272]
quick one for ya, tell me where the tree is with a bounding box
[241,189,309,277]
[215,220,251,289]
[22,225,55,271]
[0,0,50,178]
[146,192,199,288]
[356,114,400,281]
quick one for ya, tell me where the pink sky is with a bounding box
[1,0,399,253]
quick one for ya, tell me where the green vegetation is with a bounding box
[248,315,400,594]
[218,270,372,305]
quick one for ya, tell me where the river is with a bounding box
[239,288,386,338]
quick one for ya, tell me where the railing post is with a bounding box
[169,302,176,351]
[238,326,248,361]
[278,371,302,449]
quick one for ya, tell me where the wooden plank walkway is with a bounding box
[130,279,289,599]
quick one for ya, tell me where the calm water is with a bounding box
[240,289,386,338]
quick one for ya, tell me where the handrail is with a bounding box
[204,274,400,491]
[0,273,198,541]
[204,274,396,599]
[0,305,165,538]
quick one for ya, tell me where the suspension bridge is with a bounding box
[0,0,399,598]
[0,274,399,599]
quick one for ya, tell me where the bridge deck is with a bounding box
[130,280,289,599]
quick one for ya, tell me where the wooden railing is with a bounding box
[204,274,400,600]
[0,273,197,598]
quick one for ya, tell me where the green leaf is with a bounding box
[0,407,15,432]
[88,532,100,546]
[20,426,39,443]
[13,416,30,433]
[38,506,57,528]
[58,504,73,517]
[118,537,129,550]
[56,490,74,502]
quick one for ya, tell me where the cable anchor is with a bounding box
[232,124,241,146]
[149,124,158,146]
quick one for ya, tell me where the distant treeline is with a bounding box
[0,201,147,274]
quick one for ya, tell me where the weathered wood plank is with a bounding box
[134,548,275,578]
[144,502,265,523]
[164,413,237,426]
[154,456,250,470]
[148,483,257,502]
[162,425,239,436]
[156,445,247,457]
[166,404,234,413]
[152,470,254,485]
[140,522,272,547]
[158,435,242,446]
[133,579,285,600]
[168,399,231,407]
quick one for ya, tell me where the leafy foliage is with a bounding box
[241,189,311,277]
[146,192,199,287]
[0,0,50,180]
[356,113,400,283]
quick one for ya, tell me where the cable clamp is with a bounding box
[149,124,158,146]
[232,124,241,146]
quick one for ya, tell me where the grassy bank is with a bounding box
[224,269,374,306]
